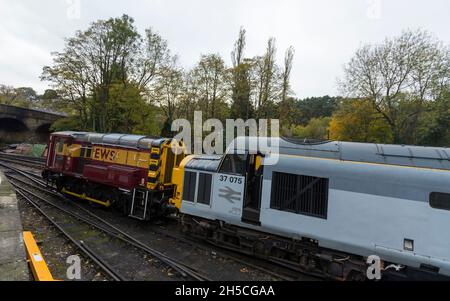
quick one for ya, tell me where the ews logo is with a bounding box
[93,147,117,162]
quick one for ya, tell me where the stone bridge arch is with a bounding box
[0,104,67,144]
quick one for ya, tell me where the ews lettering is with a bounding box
[94,148,116,161]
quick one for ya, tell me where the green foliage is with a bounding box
[0,85,38,108]
[329,99,393,143]
[294,96,339,125]
[42,14,169,135]
[191,54,229,120]
[230,60,254,120]
[290,117,331,140]
[50,116,84,132]
[5,20,443,148]
[340,29,450,144]
[415,94,450,146]
[160,118,173,138]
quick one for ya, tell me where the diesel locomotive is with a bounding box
[43,132,450,280]
[43,131,185,220]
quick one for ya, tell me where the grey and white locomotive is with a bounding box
[171,137,450,280]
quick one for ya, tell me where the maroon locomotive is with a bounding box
[43,131,185,220]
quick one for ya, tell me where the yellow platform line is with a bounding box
[23,231,56,281]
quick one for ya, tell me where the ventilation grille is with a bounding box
[270,172,329,219]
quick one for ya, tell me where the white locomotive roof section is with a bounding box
[229,136,450,170]
[340,142,450,170]
[102,133,128,145]
[86,133,106,143]
[184,155,222,172]
[51,131,157,149]
[99,133,151,149]
[229,136,341,160]
[376,143,450,160]
[51,131,91,138]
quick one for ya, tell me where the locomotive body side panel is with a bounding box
[180,171,246,225]
[178,142,450,277]
[267,154,450,275]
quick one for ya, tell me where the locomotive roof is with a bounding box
[229,136,450,171]
[184,155,222,172]
[51,131,165,149]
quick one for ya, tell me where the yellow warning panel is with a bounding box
[23,231,56,281]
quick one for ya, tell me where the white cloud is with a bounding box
[0,0,449,98]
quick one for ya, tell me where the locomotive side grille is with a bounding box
[270,172,329,219]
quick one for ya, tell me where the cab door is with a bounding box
[53,137,66,170]
[214,153,264,225]
[242,154,264,225]
[213,154,247,220]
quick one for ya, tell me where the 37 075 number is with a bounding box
[219,175,243,184]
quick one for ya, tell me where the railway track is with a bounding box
[0,157,319,281]
[0,152,45,169]
[15,188,126,281]
[1,163,210,281]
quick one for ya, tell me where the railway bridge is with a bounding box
[0,104,67,144]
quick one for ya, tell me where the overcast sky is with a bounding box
[0,0,449,98]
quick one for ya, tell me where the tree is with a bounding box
[50,117,84,132]
[339,29,450,143]
[133,28,171,87]
[15,87,38,105]
[230,27,254,120]
[279,46,295,128]
[294,96,339,125]
[415,91,450,146]
[148,58,185,136]
[0,85,38,108]
[78,14,140,131]
[290,117,331,140]
[329,99,393,143]
[254,38,280,118]
[42,14,170,133]
[41,44,92,128]
[0,85,18,105]
[280,46,295,103]
[190,54,229,120]
[36,89,65,111]
[106,82,145,133]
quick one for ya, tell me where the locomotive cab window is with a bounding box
[430,192,450,211]
[197,173,212,205]
[56,139,64,153]
[219,154,246,175]
[80,146,86,158]
[79,146,92,158]
[182,171,197,202]
[85,147,92,158]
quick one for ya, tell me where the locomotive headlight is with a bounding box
[404,239,414,251]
